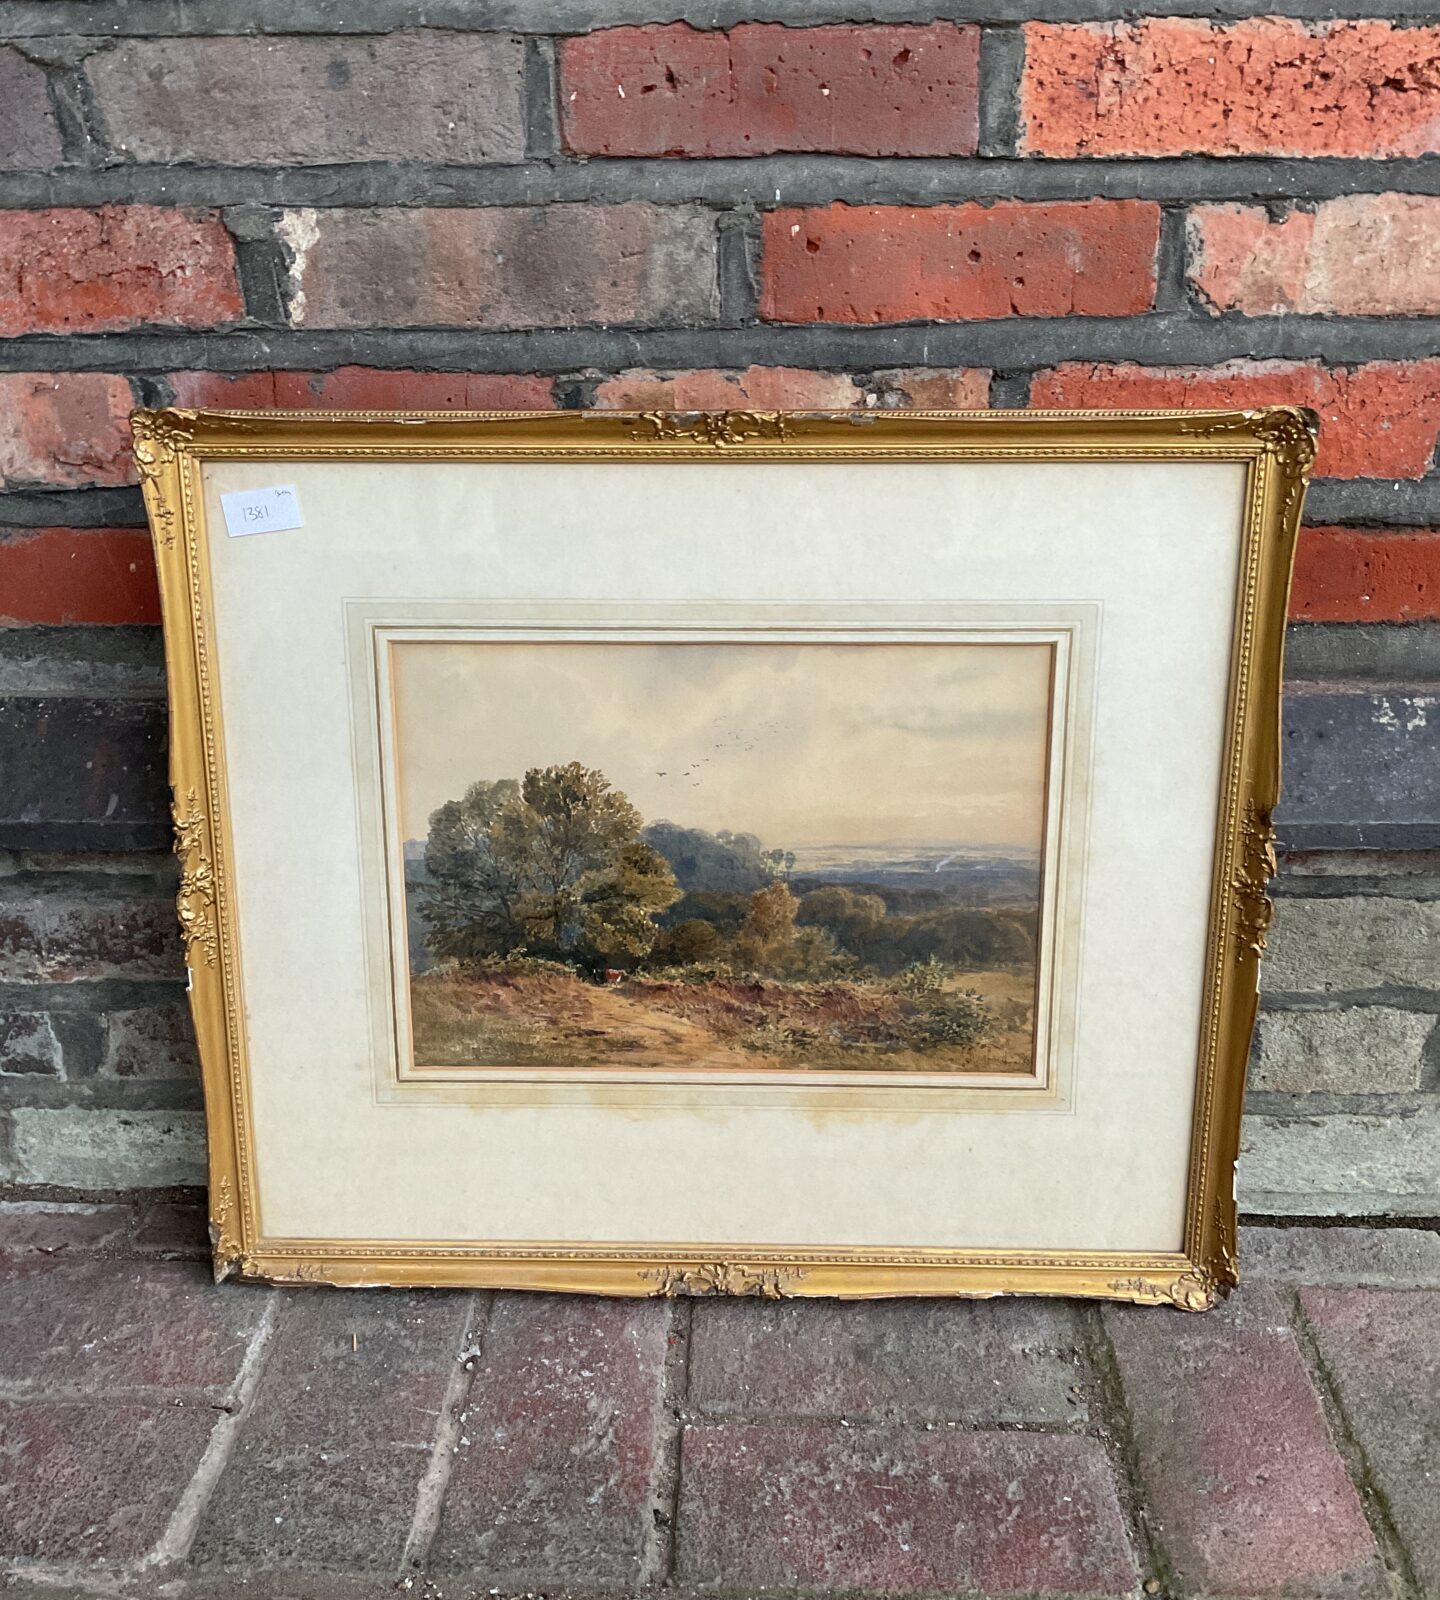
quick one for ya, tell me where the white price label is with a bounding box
[221,485,303,538]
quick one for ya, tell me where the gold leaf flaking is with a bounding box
[131,411,194,549]
[1233,800,1278,961]
[628,410,790,449]
[173,787,218,967]
[643,1262,806,1298]
[1108,1268,1220,1312]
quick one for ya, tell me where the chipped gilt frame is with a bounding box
[134,407,1314,1308]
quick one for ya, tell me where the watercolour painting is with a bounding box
[389,637,1055,1080]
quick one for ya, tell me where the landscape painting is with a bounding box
[389,638,1055,1078]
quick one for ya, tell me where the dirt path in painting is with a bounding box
[573,984,760,1070]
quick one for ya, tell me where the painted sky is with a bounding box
[392,640,1053,850]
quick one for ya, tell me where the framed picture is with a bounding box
[135,406,1314,1307]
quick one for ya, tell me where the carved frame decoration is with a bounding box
[133,406,1315,1309]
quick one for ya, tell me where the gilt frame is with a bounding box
[133,405,1315,1309]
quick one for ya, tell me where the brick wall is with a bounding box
[0,1,1436,1215]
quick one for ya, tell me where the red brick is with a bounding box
[431,1294,669,1584]
[0,1258,268,1400]
[1300,1289,1440,1596]
[760,201,1159,322]
[1030,360,1440,479]
[872,367,990,407]
[1189,196,1440,316]
[678,1422,1137,1593]
[1022,20,1440,157]
[0,892,182,983]
[191,1291,468,1571]
[1105,1286,1384,1597]
[283,204,717,330]
[0,373,135,488]
[0,1399,216,1561]
[87,32,525,166]
[592,365,862,409]
[0,527,159,626]
[1292,528,1440,622]
[169,367,555,410]
[0,207,242,335]
[560,22,979,157]
[688,1298,1087,1422]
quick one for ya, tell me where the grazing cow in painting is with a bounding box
[604,968,626,986]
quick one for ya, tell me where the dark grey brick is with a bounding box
[0,48,61,171]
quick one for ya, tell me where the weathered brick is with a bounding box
[191,1292,467,1571]
[1240,1106,1440,1216]
[0,48,62,170]
[592,365,862,409]
[761,201,1159,322]
[0,1399,216,1562]
[1267,896,1440,993]
[169,367,555,411]
[1022,20,1440,158]
[1189,197,1440,317]
[1252,1007,1433,1093]
[431,1294,669,1584]
[0,1200,133,1256]
[283,204,718,330]
[99,1002,199,1079]
[6,1106,206,1188]
[1030,361,1440,480]
[689,1298,1087,1423]
[0,695,168,853]
[678,1423,1137,1593]
[871,366,991,407]
[0,1011,62,1075]
[1106,1286,1384,1597]
[0,207,243,336]
[1300,1288,1440,1596]
[1293,528,1440,623]
[87,32,525,167]
[1245,1224,1440,1286]
[132,1199,208,1257]
[0,373,135,489]
[560,22,979,157]
[0,1257,267,1399]
[0,528,160,626]
[0,890,181,982]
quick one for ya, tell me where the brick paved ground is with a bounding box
[0,1202,1436,1600]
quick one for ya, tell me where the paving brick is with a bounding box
[132,1199,209,1258]
[1292,528,1440,624]
[0,207,243,336]
[0,1258,267,1400]
[0,48,62,170]
[1029,360,1440,480]
[7,1106,206,1189]
[87,32,525,166]
[1244,1225,1440,1287]
[0,1201,133,1257]
[1239,1106,1440,1218]
[99,1000,200,1079]
[592,365,862,410]
[0,1398,216,1562]
[1022,20,1440,157]
[1251,1007,1433,1093]
[1300,1287,1440,1596]
[169,367,555,411]
[0,373,135,490]
[1189,196,1440,318]
[0,889,182,982]
[678,1422,1137,1593]
[1266,896,1440,993]
[761,200,1159,322]
[282,204,718,331]
[560,22,979,157]
[1106,1285,1385,1596]
[689,1298,1088,1423]
[430,1294,669,1585]
[0,694,169,853]
[0,1011,62,1075]
[190,1291,467,1572]
[0,527,160,627]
